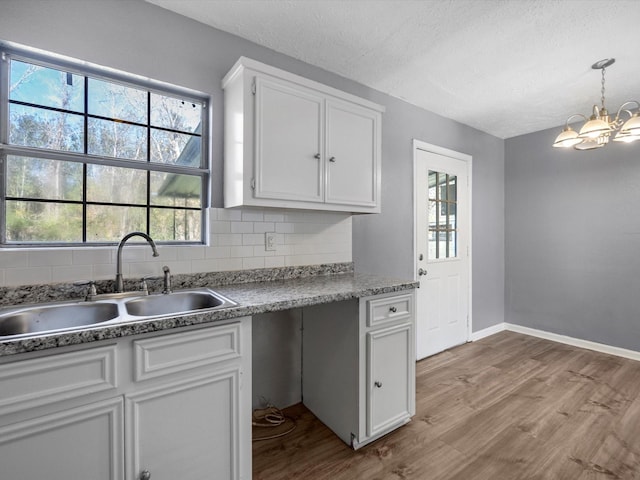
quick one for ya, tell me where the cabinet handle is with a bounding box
[314,153,321,159]
[329,156,336,162]
[140,470,151,480]
[418,268,427,276]
[374,381,383,388]
[389,306,397,313]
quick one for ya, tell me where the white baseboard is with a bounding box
[469,322,506,341]
[470,322,640,362]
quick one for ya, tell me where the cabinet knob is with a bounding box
[329,156,336,162]
[374,381,383,388]
[140,470,151,480]
[418,268,427,276]
[314,153,321,159]
[389,306,397,313]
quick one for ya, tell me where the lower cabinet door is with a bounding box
[0,397,124,480]
[366,322,413,438]
[126,368,240,480]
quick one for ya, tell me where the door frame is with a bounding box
[412,139,473,341]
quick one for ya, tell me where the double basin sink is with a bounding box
[0,288,238,340]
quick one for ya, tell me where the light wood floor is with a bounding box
[253,331,640,479]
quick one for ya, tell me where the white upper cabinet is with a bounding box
[223,57,383,214]
[254,76,324,203]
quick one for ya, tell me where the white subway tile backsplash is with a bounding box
[241,209,264,222]
[264,256,285,268]
[242,256,265,270]
[230,245,254,258]
[52,265,93,283]
[231,221,254,234]
[0,206,352,287]
[218,257,243,271]
[253,222,275,233]
[242,233,265,246]
[263,213,285,222]
[29,250,72,267]
[204,246,231,258]
[253,246,275,256]
[0,250,29,268]
[213,234,243,246]
[216,209,242,221]
[6,266,52,286]
[211,221,232,234]
[176,246,205,261]
[275,223,295,234]
[72,248,111,265]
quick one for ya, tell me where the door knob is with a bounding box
[140,470,151,480]
[418,268,427,276]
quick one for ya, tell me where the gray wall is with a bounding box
[0,0,505,332]
[506,127,640,351]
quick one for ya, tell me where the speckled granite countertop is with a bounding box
[0,270,417,357]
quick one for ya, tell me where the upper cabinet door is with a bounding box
[254,76,324,203]
[325,100,380,208]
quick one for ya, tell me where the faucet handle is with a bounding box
[74,280,97,301]
[140,275,155,295]
[162,265,172,294]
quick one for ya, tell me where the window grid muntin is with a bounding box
[1,47,208,246]
[428,170,458,260]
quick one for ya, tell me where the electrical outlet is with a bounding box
[265,232,276,251]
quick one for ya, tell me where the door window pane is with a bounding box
[428,170,458,260]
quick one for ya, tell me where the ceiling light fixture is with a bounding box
[553,59,640,150]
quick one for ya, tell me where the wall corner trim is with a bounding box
[470,323,640,362]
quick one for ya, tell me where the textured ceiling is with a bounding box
[146,0,640,139]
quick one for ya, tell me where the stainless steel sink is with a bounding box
[0,288,238,340]
[0,302,120,337]
[125,289,237,317]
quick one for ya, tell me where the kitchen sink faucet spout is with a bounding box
[115,232,159,293]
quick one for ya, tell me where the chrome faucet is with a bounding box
[115,232,159,293]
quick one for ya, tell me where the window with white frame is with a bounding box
[0,46,208,246]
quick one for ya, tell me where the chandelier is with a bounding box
[552,59,640,150]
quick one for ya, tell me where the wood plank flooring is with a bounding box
[253,331,640,479]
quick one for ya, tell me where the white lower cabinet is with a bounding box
[0,317,251,480]
[302,291,415,449]
[0,398,124,480]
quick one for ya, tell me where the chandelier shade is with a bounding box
[552,59,640,150]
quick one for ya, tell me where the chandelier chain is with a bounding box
[601,67,606,109]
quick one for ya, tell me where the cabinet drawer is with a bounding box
[0,345,117,416]
[133,323,241,382]
[366,294,413,328]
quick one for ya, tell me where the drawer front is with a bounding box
[133,323,241,382]
[0,345,117,416]
[367,293,413,328]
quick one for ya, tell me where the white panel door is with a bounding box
[325,99,378,207]
[126,370,240,480]
[254,76,324,202]
[415,147,470,359]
